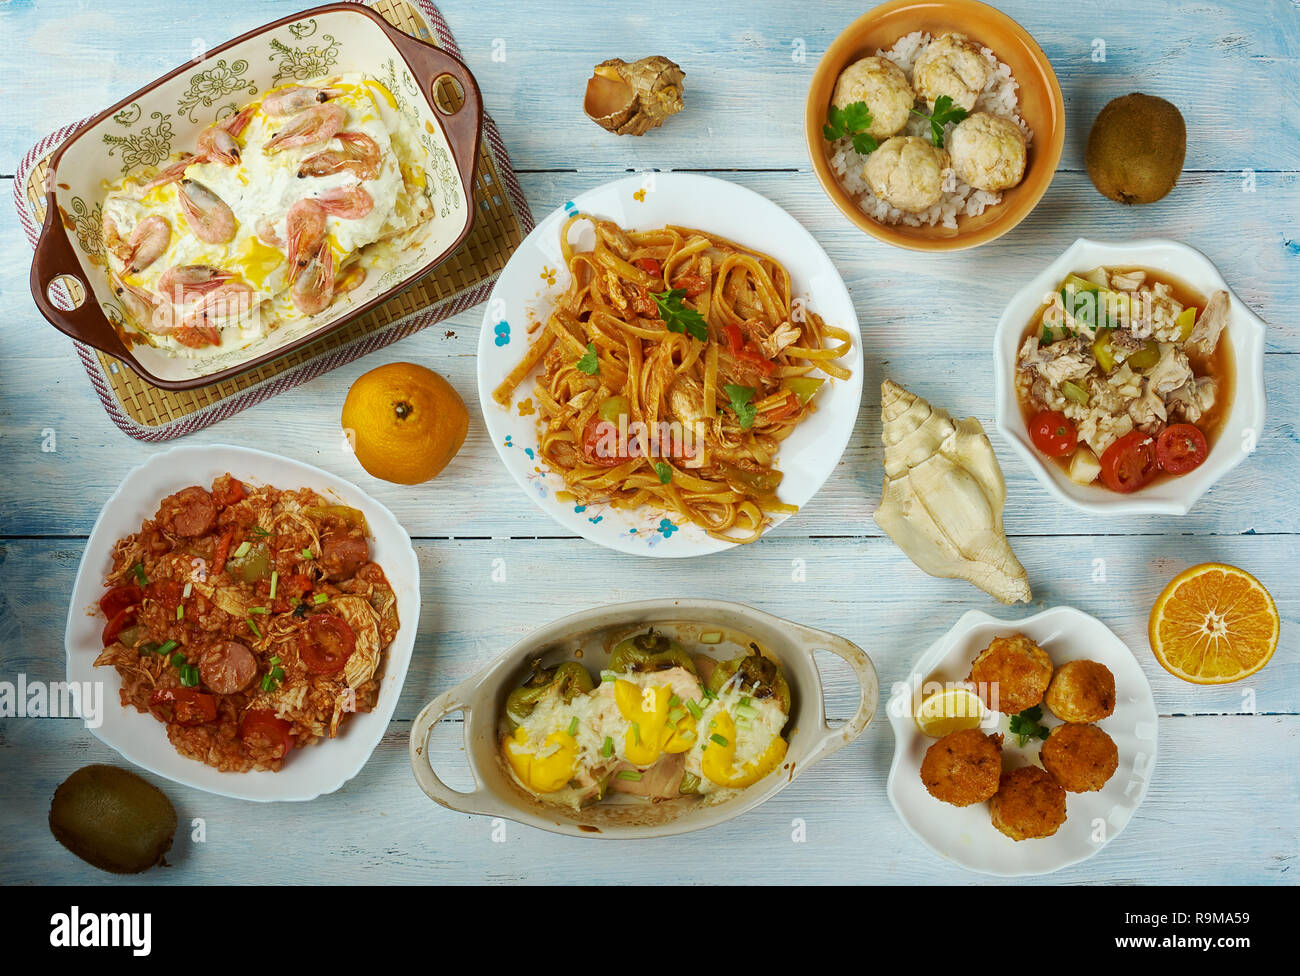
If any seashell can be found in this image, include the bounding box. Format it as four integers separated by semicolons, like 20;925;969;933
873;379;1031;605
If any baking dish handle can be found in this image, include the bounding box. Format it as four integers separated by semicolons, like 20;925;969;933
381;24;483;191
29;198;130;355
799;629;879;769
409;676;508;819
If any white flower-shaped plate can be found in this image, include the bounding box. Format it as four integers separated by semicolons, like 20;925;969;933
476;173;863;557
886;606;1158;877
64;445;420;802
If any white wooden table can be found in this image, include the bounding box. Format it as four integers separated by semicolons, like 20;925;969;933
0;0;1295;885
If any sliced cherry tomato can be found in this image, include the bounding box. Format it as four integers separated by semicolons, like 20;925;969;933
99;584;142;619
722;323;776;377
633;257;662;277
1100;431;1159;493
211;476;246;508
581;416;636;467
301;614;357;674
149;687;217;727
240;709;294;759
102;607;138;647
672;273;709;299
212;525;236;574
1156;423;1209;474
1029;410;1078;457
764;390;800;423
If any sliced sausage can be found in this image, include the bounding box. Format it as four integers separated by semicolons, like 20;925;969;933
319;530;369;582
160;487;217;537
199;641;258;695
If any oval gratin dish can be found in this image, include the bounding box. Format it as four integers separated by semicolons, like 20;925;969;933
28;2;481;390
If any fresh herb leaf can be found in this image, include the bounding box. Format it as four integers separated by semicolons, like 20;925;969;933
576;342;599;375
824;101;878;155
1008;705;1051;747
724;384;757;429
654;461;673;484
910;94;968;147
653;288;708;342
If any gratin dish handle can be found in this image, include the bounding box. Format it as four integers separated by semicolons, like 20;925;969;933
29;201;129;355
798;628;879;768
380;21;483;193
409;678;506;818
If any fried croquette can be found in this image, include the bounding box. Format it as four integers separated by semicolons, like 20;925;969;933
1044;659;1116;723
920;728;1003;807
969;633;1054;715
1040;723;1119;793
990;765;1067;840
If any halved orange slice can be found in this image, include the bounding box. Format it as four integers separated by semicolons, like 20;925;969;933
1148;563;1280;684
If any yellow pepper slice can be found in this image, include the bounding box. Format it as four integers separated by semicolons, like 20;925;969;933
614;679;696;764
700;710;788;788
503;727;578;793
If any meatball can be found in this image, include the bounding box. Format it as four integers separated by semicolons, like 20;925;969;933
969;633;1054;715
1044;659;1116;723
912;32;990;112
920;728;1003;807
990;765;1067;841
949;112;1027;192
863;136;947;213
1040;723;1118;793
831;56;915;140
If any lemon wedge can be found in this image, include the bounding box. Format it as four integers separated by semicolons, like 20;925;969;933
915;687;985;737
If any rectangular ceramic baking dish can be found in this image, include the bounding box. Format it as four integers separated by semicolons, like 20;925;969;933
408;599;879;838
29;2;481;391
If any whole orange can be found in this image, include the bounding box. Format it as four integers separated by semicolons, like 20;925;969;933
341;362;468;485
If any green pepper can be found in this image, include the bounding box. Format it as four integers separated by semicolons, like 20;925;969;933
1175;306;1197;341
225;541;271;583
679;772;701;795
304;505;368;534
597;395;631;424
504;660;594;730
1061;380;1090;406
1126;341;1161;371
608;630;698;676
707;649;792;714
714;459;783;496
1091;327;1116;373
783;377;824;406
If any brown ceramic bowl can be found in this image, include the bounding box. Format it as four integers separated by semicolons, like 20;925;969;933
805;0;1064;251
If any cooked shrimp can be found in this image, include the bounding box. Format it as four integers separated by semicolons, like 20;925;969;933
177;180;236;244
122;215;171;274
298;132;382;180
291;242;335;315
156;265;236;304
111;273;162;332
196;104;256;165
261;84;342;117
177;280;255;345
285;199;328;273
256;216;284;248
263;103;346;154
142;154;200;193
314;184;373;219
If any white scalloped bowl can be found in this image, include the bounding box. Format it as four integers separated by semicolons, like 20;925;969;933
992;238;1268;515
64;444;420;802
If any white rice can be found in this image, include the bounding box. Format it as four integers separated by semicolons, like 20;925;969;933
828;31;1034;229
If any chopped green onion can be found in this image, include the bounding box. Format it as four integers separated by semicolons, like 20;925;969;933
678;730;696;743
669;695;682;708
631;722;640;745
249;606;270;615
170;652;186;667
269;656;282;666
710;733;729;747
313;593;329;605
667;707;686;724
685;699;703;721
272;666;285;681
175;604;184;621
739;696;751;707
301;547;314;559
616;770;642;782
702;688;717;700
139;642;160;656
179;664;200;687
601;736;614;758
566;716;579;736
699;631;723;644
261;674;277;692
232;541;251;559
182;581;193;599
247;617;262;639
736;703;759;719
269;570;278;600
600;669;618;683
156;639;178;656
130;563;148;586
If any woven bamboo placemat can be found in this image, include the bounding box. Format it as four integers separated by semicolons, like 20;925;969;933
14;0;532;441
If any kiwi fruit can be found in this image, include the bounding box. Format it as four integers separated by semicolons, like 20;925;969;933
1085;93;1186;204
49;765;177;874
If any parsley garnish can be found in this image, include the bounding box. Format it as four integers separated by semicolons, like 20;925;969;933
576;342;599;375
911;95;968;147
652;289;708;342
1008;705;1051;747
823;101;878;155
654;461;673;484
724;384;757;429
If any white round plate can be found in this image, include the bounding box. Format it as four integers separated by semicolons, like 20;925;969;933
64;444;420;802
886;606;1158;877
476;173;863;557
